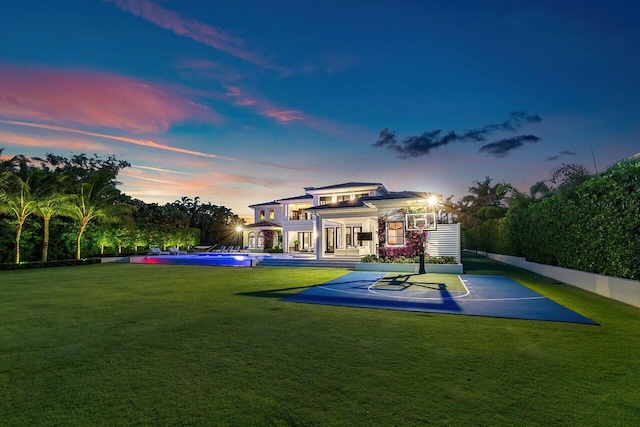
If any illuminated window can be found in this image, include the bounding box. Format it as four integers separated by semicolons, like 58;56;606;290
257;231;264;248
248;232;257;248
269;209;275;219
387;221;404;245
260;210;265;220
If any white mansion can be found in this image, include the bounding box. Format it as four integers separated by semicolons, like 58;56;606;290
243;182;460;262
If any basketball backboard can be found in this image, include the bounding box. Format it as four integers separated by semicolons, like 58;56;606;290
405;212;437;231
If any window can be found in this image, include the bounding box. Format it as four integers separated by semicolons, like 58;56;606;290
345;226;362;247
248;232;257;248
387;221;404;245
260;210;265;220
269;209;275;219
257;231;264;248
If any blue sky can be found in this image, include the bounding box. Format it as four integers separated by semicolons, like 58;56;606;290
1;0;638;219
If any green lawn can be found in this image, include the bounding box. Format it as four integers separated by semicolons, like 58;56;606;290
1;256;639;426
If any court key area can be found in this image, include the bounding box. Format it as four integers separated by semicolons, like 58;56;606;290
283;272;598;325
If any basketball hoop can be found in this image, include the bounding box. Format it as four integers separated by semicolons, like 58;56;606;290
405;213;437;231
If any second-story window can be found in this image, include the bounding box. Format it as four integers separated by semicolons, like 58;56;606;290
260;210;265;220
269;209;275;219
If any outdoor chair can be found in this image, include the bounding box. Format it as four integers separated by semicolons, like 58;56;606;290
148;247;169;255
168;247;188;255
213;246;226;253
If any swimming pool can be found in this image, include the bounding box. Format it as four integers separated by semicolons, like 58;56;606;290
130;253;265;267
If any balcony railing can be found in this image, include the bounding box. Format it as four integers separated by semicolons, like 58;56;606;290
287;214;312;221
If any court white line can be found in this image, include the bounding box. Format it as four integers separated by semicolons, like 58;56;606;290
317;275;548;303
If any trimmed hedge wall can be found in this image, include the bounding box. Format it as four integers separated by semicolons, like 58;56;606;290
463;159;640;280
0;258;102;271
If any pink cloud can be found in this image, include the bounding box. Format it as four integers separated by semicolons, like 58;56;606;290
0;129;111;151
104;0;280;71
0;64;221;133
262;109;305;123
235;98;257;106
0;119;307;171
225;86;242;97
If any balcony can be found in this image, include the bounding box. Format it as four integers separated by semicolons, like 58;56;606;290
287;214;312;221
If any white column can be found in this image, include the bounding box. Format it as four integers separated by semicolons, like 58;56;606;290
314;214;323;260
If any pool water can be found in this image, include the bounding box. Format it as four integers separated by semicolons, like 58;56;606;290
130;253;265;267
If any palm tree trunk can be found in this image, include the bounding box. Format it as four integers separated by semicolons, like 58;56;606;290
42;216;50;262
76;221;87;260
15;220;24;264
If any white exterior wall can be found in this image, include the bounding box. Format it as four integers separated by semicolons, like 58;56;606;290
253;204;282;224
475;251;640;308
426;223;461;263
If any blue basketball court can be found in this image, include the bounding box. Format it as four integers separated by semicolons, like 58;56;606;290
283;272;598;325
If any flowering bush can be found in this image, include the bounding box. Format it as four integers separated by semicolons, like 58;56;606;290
362;255;457;264
261;229;275;249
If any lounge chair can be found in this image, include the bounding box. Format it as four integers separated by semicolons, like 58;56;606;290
168;247;188;255
229;246;240;253
148;247;169;255
193;244;216;252
213;245;226;253
239;246;249;252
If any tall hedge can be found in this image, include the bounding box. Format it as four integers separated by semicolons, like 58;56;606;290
464;159;640;280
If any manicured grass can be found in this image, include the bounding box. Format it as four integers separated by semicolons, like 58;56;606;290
1;258;639;426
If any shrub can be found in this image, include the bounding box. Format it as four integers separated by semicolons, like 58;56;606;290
0;258;102;271
464;159;640;280
361;255;457;265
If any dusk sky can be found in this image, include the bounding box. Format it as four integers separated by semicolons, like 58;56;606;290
2;0;639;220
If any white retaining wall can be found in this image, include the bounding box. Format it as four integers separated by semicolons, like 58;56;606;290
471;251;640;308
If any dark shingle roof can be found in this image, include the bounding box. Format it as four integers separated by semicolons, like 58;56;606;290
277;194;313;202
308;191;429;211
306;182;383;192
248;200;280;208
245;221;281;228
363;191;429;201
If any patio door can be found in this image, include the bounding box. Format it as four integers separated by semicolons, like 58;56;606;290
325;227;335;253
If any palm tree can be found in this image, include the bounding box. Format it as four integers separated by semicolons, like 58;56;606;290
35;191;74;262
455;176;512;229
0;165;40;263
461;176;512;209
508;180;551;211
67;173;132;260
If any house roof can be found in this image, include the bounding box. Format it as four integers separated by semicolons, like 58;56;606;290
305;182;384;192
364;191;430;201
244;221;281;228
248;200;280;208
276;194;313;202
307;191;430;212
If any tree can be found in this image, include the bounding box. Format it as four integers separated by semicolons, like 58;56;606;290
66;173;133;259
0;163;40;263
507;180;551;211
35;152;130;186
455;176;512;229
35;191;73;262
